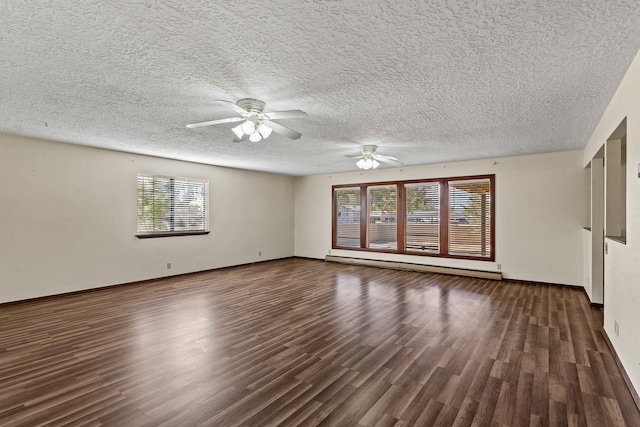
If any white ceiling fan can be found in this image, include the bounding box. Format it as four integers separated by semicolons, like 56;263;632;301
345;145;403;169
186;98;306;142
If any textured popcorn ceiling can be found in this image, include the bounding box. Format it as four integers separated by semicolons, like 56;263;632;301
2;1;640;176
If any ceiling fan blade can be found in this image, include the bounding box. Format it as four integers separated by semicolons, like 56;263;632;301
215;99;249;116
263;110;307;120
186;117;244;128
266;121;302;140
344;154;364;159
233;134;248;143
373;153;403;166
374;153;399;161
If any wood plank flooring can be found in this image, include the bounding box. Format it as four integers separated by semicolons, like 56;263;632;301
1;258;638;426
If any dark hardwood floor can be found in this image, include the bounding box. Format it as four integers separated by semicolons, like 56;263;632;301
1;258;638;426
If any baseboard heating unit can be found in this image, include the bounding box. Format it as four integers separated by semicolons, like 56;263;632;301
325;255;502;281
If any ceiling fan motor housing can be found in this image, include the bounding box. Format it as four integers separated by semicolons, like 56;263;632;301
362;145;377;155
237;98;265;114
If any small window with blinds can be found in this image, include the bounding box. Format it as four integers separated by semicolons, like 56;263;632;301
136;174;209;238
332;174;494;261
334;187;361;247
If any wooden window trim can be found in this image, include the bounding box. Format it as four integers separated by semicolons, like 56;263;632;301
397;184;406;252
360;184;367;248
332;174;495;262
439;180;449;257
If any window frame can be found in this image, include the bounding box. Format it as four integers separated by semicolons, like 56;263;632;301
366;183;399;251
332;174;495;261
136;173;210;239
332;186;362;248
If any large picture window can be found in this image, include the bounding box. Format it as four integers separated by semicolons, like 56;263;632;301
136;174;209;238
332;175;494;261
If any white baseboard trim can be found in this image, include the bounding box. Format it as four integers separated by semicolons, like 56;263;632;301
325;255;502;280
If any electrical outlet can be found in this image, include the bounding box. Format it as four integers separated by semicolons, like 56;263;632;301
614;321;619;337
167;262;171;269
496;263;502;271
258;251;262;256
328;249;332;255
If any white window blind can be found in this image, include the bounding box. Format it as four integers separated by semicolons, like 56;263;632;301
137;174;208;237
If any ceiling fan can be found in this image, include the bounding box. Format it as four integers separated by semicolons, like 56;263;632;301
345;145;403;169
186;98;306;142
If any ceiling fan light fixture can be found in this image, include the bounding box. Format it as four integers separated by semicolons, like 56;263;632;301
249;131;262;142
349;145;402;170
356;156;379;170
231;124;244;139
241;120;255;135
257;123;272;139
186;99;306;142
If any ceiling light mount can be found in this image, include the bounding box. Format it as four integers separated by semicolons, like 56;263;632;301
236;98;265;114
361;145;377;155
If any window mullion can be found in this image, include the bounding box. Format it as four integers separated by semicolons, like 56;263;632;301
360;184;367;248
439;180;449;256
397;184;406;253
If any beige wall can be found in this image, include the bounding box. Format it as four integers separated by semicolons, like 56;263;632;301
0;134;295;303
294;150;585;286
583;49;640;395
